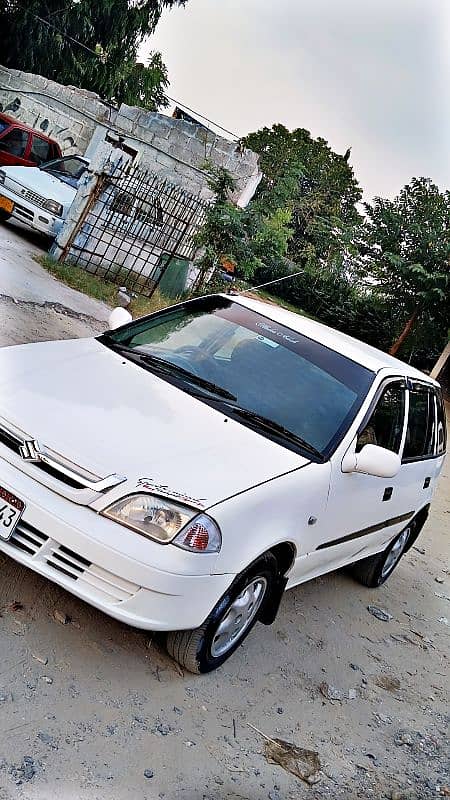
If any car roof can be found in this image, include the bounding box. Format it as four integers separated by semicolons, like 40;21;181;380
0;113;59;144
225;292;437;384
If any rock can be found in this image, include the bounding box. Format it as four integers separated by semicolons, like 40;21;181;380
435;576;445;584
42;676;53;684
375;674;401;692
391;791;417;799
264;737;321;785
32;653;48;665
368;605;393;622
144;769;154;779
348;688;357;700
319;682;343;701
394;731;414;747
37;732;58;750
53;609;70;625
276;707;284;714
173;706;183;715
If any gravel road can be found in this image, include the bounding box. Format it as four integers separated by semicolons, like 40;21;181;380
0;221;449;800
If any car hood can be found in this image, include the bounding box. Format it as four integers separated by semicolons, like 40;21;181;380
0;338;308;509
2;165;76;208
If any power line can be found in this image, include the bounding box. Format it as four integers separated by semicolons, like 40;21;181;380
30;13;240;142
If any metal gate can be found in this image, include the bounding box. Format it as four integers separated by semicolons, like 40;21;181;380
61;163;209;298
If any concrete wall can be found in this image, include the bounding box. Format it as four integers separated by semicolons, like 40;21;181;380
0;66;260;204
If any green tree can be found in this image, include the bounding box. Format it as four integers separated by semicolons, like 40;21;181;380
0;0;186;108
362;177;449;356
243;124;362;269
194;164;292;284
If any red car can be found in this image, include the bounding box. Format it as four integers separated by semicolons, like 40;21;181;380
0;114;62;168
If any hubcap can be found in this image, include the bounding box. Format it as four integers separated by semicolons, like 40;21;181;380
210;577;268;658
381;528;410;579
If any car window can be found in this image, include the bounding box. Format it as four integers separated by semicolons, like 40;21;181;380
0;119;9;134
403;384;435;460
30;135;51;165
0;128;28;157
356;381;405;453
435;389;447;456
103;297;374;457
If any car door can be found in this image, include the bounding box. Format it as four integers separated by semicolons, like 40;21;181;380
314;378;412;573
0;127;31;167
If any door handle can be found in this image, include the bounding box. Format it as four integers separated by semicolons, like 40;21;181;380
383;487;393;501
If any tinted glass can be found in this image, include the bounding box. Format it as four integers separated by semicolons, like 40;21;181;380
403;385;435;460
41;156;87;186
103;298;374;456
435;390;447;456
357;381;405;453
30;135;51;165
0;120;8;134
0;128;28;156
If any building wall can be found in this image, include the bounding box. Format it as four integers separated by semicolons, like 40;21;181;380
0;66;260;204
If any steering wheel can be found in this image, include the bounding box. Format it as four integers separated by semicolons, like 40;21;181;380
174;346;220;381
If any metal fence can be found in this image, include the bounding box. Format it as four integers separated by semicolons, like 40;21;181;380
61;163;210;298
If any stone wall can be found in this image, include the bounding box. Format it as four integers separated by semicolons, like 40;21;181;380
0;66;260;204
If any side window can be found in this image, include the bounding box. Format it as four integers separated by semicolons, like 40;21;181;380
435;390;447;456
356;381;405;453
403;385;435;460
0;128;29;157
30;135;51;165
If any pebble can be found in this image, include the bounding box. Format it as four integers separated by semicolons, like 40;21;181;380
53;610;70;625
42;676;53;684
37;732;58;750
32;654;48;665
368;605;393;622
144;769;154;779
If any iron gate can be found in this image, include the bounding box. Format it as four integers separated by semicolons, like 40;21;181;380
61;163;210;298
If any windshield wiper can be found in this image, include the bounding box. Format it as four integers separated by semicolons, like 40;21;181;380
109;344;237;401
220;405;324;460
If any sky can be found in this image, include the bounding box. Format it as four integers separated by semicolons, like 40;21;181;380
141;0;449;202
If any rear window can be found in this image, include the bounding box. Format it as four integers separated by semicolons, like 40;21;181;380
102;297;374;458
0;119;9;134
403;384;436;460
0;127;28;157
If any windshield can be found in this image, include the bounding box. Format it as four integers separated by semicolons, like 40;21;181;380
41;156;87;187
100;297;374;458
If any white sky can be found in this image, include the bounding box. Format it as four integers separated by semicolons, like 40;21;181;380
141;0;450;201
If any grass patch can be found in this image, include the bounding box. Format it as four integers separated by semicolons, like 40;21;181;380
37;255;171;318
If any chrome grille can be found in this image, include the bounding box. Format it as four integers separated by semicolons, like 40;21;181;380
22;189;47;208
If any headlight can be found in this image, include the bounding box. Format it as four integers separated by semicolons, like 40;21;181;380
0;170;5;185
43;199;63;216
102;494;222;552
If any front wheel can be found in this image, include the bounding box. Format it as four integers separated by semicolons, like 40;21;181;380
166;554;277;673
350;526;411;588
0;210;11;223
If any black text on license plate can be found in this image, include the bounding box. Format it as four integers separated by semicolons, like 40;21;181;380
0;486;25;541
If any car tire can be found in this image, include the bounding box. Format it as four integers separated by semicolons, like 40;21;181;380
350;525;411;588
166;553;277;674
0;210;11;222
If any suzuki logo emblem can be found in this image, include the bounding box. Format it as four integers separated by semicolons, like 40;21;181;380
19;439;43;462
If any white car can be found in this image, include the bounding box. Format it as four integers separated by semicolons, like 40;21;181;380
0;155;88;237
0;294;446;672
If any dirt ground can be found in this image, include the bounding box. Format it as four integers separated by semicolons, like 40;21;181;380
0;235;449;800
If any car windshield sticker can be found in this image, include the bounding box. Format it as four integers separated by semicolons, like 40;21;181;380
136;478;207;508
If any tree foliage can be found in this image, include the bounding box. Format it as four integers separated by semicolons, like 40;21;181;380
0;0;186;108
361;177;449;355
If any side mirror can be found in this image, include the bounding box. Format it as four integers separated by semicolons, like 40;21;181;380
342;444;401;479
108;307;132;330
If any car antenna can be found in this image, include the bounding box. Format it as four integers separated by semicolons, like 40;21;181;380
229;269;304;295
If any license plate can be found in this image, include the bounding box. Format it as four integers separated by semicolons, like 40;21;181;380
0;195;14;214
0;486;25;541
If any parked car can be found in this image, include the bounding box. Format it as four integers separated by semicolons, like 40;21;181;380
0;295;446;672
0;114;62;168
0;154;88;237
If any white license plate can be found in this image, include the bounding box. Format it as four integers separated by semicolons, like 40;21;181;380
0;486;25;541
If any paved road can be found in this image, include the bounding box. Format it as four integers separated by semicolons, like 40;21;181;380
0;221;449;800
0;219;110;323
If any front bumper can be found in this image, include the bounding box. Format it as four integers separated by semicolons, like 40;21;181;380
0;185;63;236
0;456;233;631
